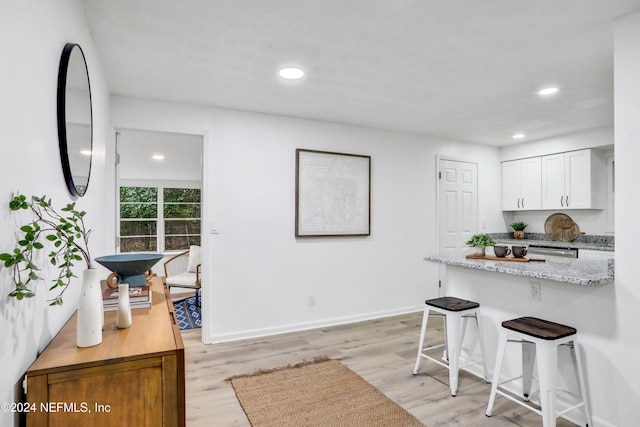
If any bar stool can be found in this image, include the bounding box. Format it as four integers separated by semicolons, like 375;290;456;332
412;296;488;396
486;317;592;427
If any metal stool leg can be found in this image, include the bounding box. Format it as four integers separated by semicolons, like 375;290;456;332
475;312;489;382
446;312;462;396
413;306;431;375
536;341;558;427
486;329;508;417
522;340;536;401
570;340;593;427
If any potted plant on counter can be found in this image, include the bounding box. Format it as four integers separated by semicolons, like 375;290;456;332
465;233;496;256
510;221;528;240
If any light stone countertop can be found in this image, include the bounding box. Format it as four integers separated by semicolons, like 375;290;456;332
424;253;614;286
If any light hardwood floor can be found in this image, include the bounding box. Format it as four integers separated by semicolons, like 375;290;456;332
182;312;579;426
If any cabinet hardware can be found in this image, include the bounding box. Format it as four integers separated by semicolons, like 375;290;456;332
517;198;521;209
560;196;564;207
565;195;569;206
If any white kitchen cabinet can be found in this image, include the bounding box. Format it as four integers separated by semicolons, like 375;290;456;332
502;157;541;210
541;149;605;210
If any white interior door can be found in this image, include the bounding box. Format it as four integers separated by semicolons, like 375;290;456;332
439;159;478;253
438;159;478;294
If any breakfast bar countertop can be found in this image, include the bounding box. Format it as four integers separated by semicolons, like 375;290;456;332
424;253;615;286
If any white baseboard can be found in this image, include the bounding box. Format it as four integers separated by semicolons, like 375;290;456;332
204;305;424;344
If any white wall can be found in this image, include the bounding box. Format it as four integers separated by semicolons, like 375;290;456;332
498;126;614;236
110;96;503;343
499;126;613;161
117;128;202;181
610;9;640;427
0;2;112;426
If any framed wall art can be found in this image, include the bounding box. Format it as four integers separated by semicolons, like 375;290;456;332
295;149;371;237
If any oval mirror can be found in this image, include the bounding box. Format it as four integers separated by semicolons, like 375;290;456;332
57;43;93;197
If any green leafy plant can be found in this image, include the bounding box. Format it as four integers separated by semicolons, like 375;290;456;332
0;195;92;305
465;233;496;249
510;221;528;231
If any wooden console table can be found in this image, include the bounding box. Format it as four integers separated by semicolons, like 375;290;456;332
25;276;185;427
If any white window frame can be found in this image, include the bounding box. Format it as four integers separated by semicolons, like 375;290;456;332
118;179;202;254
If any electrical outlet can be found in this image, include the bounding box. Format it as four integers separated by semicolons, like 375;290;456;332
308;294;316;307
528;281;541;302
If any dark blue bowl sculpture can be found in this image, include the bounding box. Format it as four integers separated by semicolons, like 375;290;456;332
95;253;164;288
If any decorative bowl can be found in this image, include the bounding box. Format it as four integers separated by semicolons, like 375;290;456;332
95;253;163;288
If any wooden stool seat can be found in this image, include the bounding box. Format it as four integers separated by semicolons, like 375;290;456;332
413;296;487;396
426;296;479;312
502;317;577;340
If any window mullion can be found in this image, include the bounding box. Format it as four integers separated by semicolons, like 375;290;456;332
158;186;164;253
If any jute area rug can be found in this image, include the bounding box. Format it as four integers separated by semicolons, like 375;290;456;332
226;358;425;427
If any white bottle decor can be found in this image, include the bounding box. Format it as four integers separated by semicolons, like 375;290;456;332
77;268;103;347
116;283;132;329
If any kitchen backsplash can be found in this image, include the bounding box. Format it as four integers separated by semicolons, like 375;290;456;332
489;232;614;248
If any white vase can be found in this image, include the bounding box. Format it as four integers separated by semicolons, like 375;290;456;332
474;246;486;256
77;268;103;347
116;283;132;329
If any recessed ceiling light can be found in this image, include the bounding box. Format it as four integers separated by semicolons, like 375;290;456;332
537;87;559;96
512;133;526;139
80;150;92;156
278;67;305;80
152;154;165;160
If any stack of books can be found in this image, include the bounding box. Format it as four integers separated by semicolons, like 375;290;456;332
102;285;152;311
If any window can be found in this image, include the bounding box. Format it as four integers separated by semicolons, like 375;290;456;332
119;185;201;253
163;188;201;251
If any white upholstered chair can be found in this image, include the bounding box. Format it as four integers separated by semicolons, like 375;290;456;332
163;245;201;306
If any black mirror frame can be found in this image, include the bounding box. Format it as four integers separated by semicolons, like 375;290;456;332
57;42;93;197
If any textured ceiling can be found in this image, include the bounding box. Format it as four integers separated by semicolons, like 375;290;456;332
81;0;640;146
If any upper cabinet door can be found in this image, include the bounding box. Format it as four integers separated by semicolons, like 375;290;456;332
502;157;541;211
520;157;542;210
502;160;522;210
541;153;566;209
565;149;605;209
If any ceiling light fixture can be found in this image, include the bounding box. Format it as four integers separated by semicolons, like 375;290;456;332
152;154;165;160
512;133;526;139
278;66;305;80
537;87;559;96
